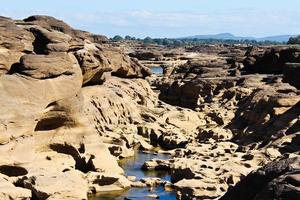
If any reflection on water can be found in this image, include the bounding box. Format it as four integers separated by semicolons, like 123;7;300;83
151;66;163;74
119;151;171;181
91;151;176;200
92;185;175;200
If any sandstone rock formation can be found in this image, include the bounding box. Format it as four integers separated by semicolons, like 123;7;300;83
135;43;300;199
0;17;34;75
220;157;300;200
0;15;151;200
0;15;299;200
243;46;300;74
284;63;300;89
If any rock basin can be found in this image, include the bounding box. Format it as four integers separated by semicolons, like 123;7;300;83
91;151;176;200
151;66;163;74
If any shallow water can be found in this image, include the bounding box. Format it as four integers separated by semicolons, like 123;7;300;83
92;186;175;200
91;151;176;200
151;66;163;74
119;151;171;181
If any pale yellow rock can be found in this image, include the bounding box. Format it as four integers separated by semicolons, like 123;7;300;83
86;172;131;193
23;170;88;200
0;175;31;200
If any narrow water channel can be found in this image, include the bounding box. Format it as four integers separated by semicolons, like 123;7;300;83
151;66;163;74
92;151;176;200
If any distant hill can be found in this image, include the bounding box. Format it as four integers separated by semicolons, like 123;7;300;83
258;35;295;43
184;33;296;43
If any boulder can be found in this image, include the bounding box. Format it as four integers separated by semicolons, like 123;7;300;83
74;42;111;85
101;46;151;78
16;53;76;79
0;175;31;200
220;157;300;200
23;170;88;200
175;179;221;200
23;15;108;43
27;27;72;54
0;17;34;74
129;51;162;60
243;46;300;74
86;172;131;193
0;53;82;143
284;63;300;89
158;131;188;150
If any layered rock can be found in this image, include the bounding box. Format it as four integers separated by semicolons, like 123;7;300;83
0;15;299;200
284;63;300;89
0;17;34;75
220;157;300;200
23;15;108;43
0;15;151;199
0;52;82;144
0;175;31;200
136;43;300;199
243;46;300;74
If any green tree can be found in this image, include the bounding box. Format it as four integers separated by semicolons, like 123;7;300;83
162;38;173;45
143;37;154;44
288;36;300;44
173;40;183;46
112;35;123;42
124;35;131;40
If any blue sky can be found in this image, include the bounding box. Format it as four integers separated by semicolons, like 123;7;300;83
1;0;300;38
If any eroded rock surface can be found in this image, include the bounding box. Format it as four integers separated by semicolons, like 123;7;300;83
220;157;300;200
134;43;300;199
0;15;150;199
0;15;299;200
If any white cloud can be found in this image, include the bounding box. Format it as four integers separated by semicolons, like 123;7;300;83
128;10;210;27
